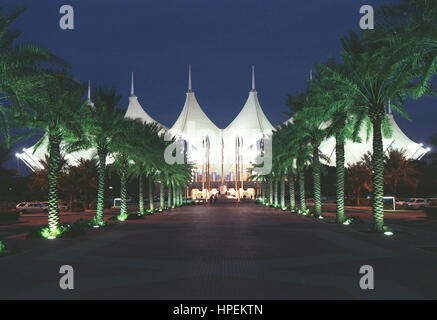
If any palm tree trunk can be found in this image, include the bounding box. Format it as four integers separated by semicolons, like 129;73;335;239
269;180;273;205
160;178;164;210
372;116;385;232
274;179;278;206
288;171;295;211
336;137;346;223
261;181;267;204
119;170;127;217
280;174;285;209
149;176;154;212
168;183;172;208
96;151;107;225
179;185;183;205
138;174;145;215
298;167;306;212
47;130;62;235
173;183;177;207
313;146;322;217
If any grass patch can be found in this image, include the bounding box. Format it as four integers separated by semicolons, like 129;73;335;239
26;218;105;239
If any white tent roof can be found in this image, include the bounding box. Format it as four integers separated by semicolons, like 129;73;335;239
168;66;222;171
18;74;168;171
124;73;168;131
222;67;274;173
318;113;428;167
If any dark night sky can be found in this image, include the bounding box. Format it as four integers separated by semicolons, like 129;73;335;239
4;0;436;173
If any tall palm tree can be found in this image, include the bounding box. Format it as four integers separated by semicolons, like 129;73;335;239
0;7;66;146
317;59;362;223
377;0;437;99
120;120;162;215
76;87;124;226
286;83;327;218
277;122;312;214
323;31;414;232
13;72;86;237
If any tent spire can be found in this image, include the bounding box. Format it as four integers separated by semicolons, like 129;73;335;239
87;80;91;101
130;72;135;96
188;64;192;92
388;99;392;114
251;65;256;91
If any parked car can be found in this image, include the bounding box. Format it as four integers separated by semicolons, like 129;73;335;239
16;202;46;214
404;198;430;209
16;201;68;214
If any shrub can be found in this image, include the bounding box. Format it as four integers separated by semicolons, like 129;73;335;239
26;219;93;239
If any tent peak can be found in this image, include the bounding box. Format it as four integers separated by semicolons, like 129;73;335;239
87;80;91;101
188;64;193;93
130;72;135;97
251;65;256;92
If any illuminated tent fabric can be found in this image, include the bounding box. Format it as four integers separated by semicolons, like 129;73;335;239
18;75;167;171
124;72;168;131
222;67;274;174
168;66;222;171
318;113;428;166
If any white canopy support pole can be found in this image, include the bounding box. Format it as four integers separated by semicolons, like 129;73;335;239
252;66;256;91
131;72;135;96
188;64;192;92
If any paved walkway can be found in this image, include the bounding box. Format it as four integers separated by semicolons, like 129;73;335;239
1;200;437;299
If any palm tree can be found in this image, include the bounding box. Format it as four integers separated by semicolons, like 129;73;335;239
119;119;162;215
377;0;437;99
277;122;312;214
322;31;414;232
13;72;86;237
76;87;124;226
346;161;373;206
28;155;68;196
317;59;362;223
0;7;66;147
384;149;420;197
286;83;327;218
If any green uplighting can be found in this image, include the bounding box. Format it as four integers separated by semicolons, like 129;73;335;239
40;226;65;239
117;213;128;222
0;241;6;253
